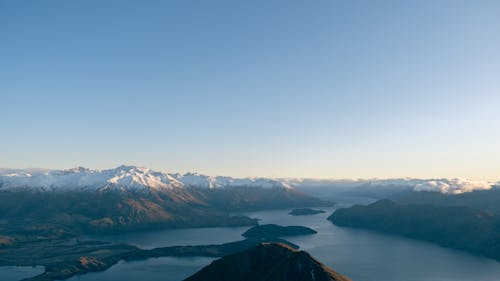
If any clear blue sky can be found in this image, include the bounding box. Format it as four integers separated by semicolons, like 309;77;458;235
2;0;500;180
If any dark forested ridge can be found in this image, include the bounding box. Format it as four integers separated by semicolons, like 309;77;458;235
329;200;500;261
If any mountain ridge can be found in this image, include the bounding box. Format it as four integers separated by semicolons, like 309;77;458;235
2;166;496;195
0;166;329;235
329;200;500;261
0;165;292;193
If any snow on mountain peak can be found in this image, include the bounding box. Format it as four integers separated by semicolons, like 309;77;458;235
0;166;292;192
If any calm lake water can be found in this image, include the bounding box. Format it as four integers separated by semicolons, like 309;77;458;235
244;208;500;281
7;208;500;281
0;265;44;281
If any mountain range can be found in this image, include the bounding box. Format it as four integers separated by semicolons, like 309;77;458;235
2;165;497;238
0;165;291;192
289;177;495;194
1;166;496;195
0;166;328;236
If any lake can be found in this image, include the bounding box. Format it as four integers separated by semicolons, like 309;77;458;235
4;208;500;281
8;207;500;281
1;265;44;281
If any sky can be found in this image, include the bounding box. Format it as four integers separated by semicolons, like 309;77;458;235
1;0;500;180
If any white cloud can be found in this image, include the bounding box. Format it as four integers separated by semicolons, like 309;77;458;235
414;178;492;194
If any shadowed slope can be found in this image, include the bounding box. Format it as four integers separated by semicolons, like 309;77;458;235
329;200;500;261
185;243;351;281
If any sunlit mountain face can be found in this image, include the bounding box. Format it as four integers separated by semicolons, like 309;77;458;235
0;165;292;192
0;165;328;237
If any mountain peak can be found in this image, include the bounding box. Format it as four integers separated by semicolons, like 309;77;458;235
64;166;94;174
113;165;146;172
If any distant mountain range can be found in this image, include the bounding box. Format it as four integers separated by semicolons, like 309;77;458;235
0;166;328;236
1;166;496;195
289;178;495;195
287;177;499;206
2;165;498;239
0;165;292;192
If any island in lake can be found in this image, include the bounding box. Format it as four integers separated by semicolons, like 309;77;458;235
242;224;317;239
289;208;326;216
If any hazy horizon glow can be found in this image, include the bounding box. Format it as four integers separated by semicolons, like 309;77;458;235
2;1;500;180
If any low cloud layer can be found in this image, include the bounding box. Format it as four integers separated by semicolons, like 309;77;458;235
414;179;493;194
288;177;495;195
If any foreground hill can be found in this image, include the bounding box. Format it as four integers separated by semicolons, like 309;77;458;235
329;200;500;261
0;166;329;235
184;243;351;281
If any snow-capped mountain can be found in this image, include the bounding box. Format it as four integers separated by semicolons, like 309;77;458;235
0;166;491;194
286;177;494;194
0;167;327;234
172;172;292;189
0;165;291;192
